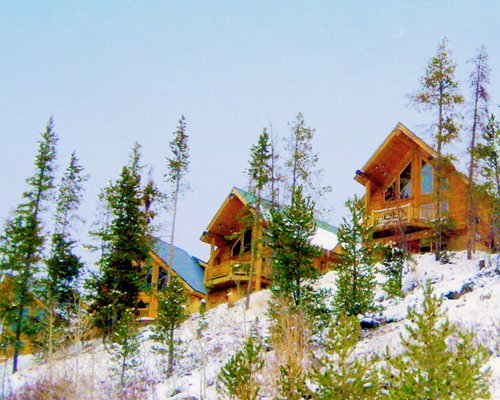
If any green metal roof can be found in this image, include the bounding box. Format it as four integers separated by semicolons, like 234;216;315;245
233;187;337;233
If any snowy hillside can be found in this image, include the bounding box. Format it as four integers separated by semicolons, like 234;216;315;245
5;251;500;399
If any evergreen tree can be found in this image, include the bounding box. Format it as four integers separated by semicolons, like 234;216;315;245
267;185;321;309
474;113;500;252
309;314;379;399
105;308;141;389
284;113;329;204
383;281;491;399
245;128;272;309
466;46;490;259
90;143;153;333
381;246;405;299
334;196;378;316
276;363;308;400
45;152;87;310
0;119;57;372
165;115;189;284
151;274;188;376
411;38;464;261
217;331;264;400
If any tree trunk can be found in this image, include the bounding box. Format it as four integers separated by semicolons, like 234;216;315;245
167;326;175;376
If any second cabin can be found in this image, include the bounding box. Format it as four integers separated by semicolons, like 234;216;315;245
200;187;340;308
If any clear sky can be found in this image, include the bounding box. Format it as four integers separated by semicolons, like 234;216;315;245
1;1;499;262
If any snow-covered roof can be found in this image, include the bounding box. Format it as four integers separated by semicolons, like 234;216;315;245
311;227;338;251
235;187;339;251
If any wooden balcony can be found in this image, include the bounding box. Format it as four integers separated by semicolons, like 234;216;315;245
137;308;152;318
205;259;271;288
370;203;435;238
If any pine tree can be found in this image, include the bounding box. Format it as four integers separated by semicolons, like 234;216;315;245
284;113;329;204
334;196;378;316
383;281;491;399
217;331;264;400
267;185;321;309
466;46;490;259
90;143;153;333
105;308;141;389
151;274;188;376
381;246;405;298
474;113;500;253
0;118;57;372
245;128;272;309
45;152;87;310
411;38;464;261
309;314;379;399
165;115;189;284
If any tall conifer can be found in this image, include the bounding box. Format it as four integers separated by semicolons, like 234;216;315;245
474;114;500;252
165;115;189;284
0;118;57;372
411;38;464;261
90;143;153;332
46;152;87;309
245;128;272;309
284;113;329;204
466;46;490;259
267;186;320;309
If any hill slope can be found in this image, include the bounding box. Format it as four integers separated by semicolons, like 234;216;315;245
5;251;500;399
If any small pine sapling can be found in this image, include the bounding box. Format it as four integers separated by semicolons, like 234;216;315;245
383;281;491;399
217;331;264;400
334;196;378;316
309;314;379;399
151;274;188;376
267;185;321;310
105;309;142;389
381;246;405;298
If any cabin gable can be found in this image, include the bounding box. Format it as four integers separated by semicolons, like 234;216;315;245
201;187;339;308
355;122;492;252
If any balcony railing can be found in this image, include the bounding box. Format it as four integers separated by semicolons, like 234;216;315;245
371;204;435;227
205;259;270;283
137;308;152;319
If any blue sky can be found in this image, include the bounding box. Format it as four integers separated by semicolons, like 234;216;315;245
1;1;499;261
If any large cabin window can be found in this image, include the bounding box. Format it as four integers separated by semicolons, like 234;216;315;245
421;160;433;194
231;229;252;257
399;163;412;199
384;162;412;201
158;268;168;289
385;181;396;201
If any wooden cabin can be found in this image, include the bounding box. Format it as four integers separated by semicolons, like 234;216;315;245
137;238;207;321
354;122;492;253
201;187;339;308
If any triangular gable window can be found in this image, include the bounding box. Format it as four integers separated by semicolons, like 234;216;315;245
384;162;412;201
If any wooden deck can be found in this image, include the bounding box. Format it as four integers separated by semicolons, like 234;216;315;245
370;203;435;227
205;259;271;288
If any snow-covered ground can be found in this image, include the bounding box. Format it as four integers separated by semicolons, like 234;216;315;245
4;251;499;399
